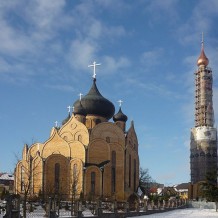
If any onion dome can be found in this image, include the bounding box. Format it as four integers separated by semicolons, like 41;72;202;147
197;42;209;67
62;113;71;125
73;79;115;120
113;107;128;122
73;101;86;116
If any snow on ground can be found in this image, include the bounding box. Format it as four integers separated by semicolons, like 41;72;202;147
129;208;218;218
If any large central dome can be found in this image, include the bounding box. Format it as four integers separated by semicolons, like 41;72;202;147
73;79;115;120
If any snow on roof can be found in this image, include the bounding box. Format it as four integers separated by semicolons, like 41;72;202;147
0;173;14;181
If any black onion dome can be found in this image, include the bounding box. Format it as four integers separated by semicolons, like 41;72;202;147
62;113;71;125
73;79;115;120
73;101;87;116
113;107;128;122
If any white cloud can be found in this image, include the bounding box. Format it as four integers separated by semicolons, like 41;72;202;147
102;56;130;74
44;84;74;92
140;48;164;67
68;39;98;71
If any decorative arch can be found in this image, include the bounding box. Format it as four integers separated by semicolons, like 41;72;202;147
70;158;83;199
32;154;43;195
69;141;86;162
59;115;89;145
41;129;71;159
44;154;70;199
90;122;125;148
85;166;101;199
88;139;110;164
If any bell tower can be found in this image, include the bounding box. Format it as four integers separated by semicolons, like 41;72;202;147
190;36;217;187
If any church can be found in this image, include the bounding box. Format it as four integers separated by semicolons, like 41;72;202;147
14;62;139;202
189;39;217;199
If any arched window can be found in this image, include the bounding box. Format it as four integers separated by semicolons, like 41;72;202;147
72;164;78;195
91;172;96;194
111;151;116;193
106;137;110;143
129;155;131;187
78;135;82;142
21;166;25;192
54;163;60;193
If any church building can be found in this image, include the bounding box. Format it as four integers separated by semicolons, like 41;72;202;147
14;62;139;202
189;39;217;199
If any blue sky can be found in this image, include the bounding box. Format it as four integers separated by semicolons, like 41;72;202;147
1;0;218;185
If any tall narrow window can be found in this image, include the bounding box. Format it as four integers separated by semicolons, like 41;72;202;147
78;135;82;142
54;163;60;193
106;137;110;143
134;159;136;191
129;155;131;187
21;166;25;191
91;172;96;194
72;164;78;198
111;151;116;193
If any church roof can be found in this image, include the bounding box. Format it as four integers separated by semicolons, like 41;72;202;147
73;101;87;116
113;107;128;122
73;78;115;120
62;112;71;125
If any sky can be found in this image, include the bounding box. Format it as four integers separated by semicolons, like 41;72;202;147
1;0;218;186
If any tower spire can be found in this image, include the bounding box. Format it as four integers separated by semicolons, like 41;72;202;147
197;33;209;66
201;32;204;48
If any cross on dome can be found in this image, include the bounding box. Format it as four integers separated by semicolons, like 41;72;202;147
67;106;71;113
79;93;83;101
88;61;101;79
201;32;204;48
118;100;123;107
55;121;58;127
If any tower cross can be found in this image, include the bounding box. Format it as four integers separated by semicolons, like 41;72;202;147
88;61;101;79
79;93;83;101
67;106;71;113
118;100;123;107
55;121;58;127
201;32;204;50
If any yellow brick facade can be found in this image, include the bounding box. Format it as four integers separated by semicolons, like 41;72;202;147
15;79;139;202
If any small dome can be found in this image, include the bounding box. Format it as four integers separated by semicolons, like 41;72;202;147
197;47;209;66
73;79;115;120
113;107;128;122
73;101;86;116
62;113;71;125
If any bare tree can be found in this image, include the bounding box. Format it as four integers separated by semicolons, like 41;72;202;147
70;164;81;216
139;167;156;195
14;152;42;218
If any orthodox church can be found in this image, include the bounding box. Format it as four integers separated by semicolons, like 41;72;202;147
14;62;139;201
189;39;217;199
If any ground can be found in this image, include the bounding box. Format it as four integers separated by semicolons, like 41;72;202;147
130;208;218;218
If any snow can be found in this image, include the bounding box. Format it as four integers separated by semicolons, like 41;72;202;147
129;208;218;218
